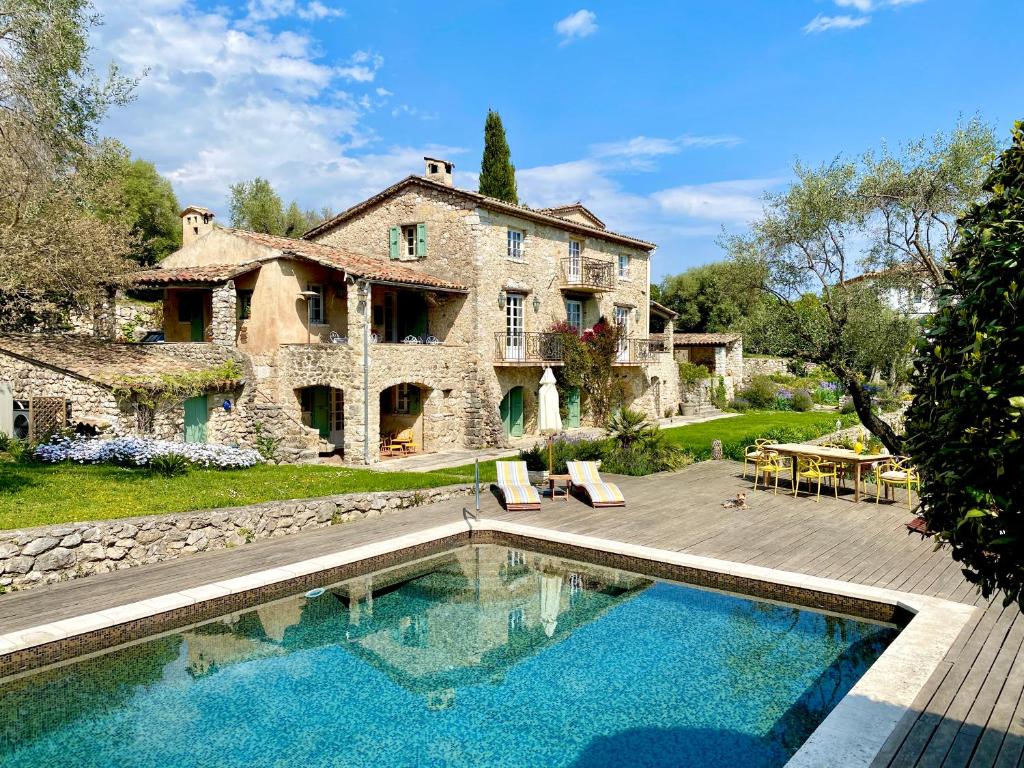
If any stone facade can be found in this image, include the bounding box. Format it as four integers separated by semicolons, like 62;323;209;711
742;356;821;385
0;485;473;591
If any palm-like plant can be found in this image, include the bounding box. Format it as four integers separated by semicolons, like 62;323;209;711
606;408;656;450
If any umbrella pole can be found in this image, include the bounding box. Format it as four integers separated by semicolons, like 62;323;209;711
548;435;553;474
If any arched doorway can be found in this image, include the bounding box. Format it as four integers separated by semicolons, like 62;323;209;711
296;386;344;452
380;383;430;455
500;386;524;437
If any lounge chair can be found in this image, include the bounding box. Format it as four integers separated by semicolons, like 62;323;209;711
495;461;541;512
566;461;625;508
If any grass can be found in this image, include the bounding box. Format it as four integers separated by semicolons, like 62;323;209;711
662;410;859;461
0;459;497;530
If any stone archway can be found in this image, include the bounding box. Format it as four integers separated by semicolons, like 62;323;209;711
379;382;431;456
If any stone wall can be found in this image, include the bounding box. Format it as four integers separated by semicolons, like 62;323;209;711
0;485;473;591
1;353;122;432
742;355;820;384
67;293;162;341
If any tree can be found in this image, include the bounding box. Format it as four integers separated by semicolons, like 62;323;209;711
283;202;331;237
656;261;766;332
478;109;518;204
229;177;285;234
726;120;995;454
0;0;137;330
100;149;180;264
904;121;1024;606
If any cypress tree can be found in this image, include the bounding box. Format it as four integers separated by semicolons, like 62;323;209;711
478;110;518;204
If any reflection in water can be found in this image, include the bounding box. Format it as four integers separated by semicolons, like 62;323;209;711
0;545;898;768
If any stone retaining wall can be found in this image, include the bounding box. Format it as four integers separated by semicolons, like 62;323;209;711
0;484;473;592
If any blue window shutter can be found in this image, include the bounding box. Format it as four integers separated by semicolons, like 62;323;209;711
416;222;427;258
389;227;400;259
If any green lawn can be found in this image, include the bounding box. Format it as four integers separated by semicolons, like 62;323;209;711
662;410;859;461
0;460;498;530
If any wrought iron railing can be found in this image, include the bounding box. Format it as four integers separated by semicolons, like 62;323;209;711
614;337;658;364
559;257;614;291
648;333;670;353
494;332;564;364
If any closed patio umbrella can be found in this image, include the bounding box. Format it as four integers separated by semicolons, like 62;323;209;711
540;572;564;638
538;367;562;433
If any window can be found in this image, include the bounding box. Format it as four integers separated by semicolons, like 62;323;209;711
395;382;411;414
236;290;253;320
307;284;325;324
508;607;526;635
618;253;630;279
567;240;582;282
566;299;582;331
390;224;427;259
402;225;417;257
507;229;524;261
614;305;629;331
568;239;581;259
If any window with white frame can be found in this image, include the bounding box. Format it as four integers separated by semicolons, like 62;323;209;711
401;225;417;258
507;229;524;261
618;253;630;279
307;284;325;324
395;383;411;414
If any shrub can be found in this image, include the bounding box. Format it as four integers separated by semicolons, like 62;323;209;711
711;376;728;410
518;435;606;474
34;436;263;469
5;439;32;463
677;362;710;391
149;453;192;478
0;432;9;453
600;431;690;476
740;376;778;409
728;397;751;412
606;408;655;450
813;381;841;405
791;389;813;412
840;399;857;415
252;422;281;462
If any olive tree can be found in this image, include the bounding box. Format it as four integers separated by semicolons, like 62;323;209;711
905;121;1024;606
727;120;995;453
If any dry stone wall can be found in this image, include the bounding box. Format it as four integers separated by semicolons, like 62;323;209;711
0;485;473;591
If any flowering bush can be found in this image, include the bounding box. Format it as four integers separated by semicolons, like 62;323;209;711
34;436;263;469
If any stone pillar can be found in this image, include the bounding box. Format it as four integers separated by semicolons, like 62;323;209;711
210;281;237;346
344;282;370;463
93;287;118;340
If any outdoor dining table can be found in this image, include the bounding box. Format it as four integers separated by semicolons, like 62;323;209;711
764;443;889;503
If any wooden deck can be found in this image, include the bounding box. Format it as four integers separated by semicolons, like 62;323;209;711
2;460;1022;767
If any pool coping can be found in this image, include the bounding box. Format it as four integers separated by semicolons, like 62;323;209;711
0;517;977;768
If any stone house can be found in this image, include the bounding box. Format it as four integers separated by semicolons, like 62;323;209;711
1;158;684;462
673;333;744;401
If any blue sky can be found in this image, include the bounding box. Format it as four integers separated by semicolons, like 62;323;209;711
90;0;1024;279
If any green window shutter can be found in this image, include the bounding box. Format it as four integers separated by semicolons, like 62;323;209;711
389;227;400;259
416;223;427;257
409;386;421;415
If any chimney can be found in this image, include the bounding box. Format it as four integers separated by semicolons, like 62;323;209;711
181;206;215;247
424;157;454;187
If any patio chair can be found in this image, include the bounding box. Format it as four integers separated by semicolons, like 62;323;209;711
793;456;838;502
329;331;348;344
743;439;773;480
566;461;625;508
391;428;420;454
495;461;542;512
875;457;920;509
753;450;790;495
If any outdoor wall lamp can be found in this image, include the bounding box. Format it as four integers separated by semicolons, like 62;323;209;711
498;290;506;309
532;295;541;313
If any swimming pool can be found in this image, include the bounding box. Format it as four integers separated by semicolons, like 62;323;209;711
0;544;897;768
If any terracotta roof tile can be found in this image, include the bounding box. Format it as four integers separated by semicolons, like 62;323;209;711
0;334;209;386
127;263;261;286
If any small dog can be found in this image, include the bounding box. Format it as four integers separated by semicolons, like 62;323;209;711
722;492;749;510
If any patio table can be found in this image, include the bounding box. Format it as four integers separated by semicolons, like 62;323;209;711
764;443;888;502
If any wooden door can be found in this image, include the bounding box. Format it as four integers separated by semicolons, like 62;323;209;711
565;387;581;428
500;386;524;437
183;396;208;443
310;386;330;439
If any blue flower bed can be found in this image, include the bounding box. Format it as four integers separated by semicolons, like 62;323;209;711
34;436;263;469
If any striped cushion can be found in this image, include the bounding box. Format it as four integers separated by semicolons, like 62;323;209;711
581;481;625;505
499;483;540;506
496;461;531;487
567;461;602;485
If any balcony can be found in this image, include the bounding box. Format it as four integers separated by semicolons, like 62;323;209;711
494;332;564;366
613;338;658;366
559;257;614;293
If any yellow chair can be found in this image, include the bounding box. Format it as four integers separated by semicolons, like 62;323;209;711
875;457;920;509
793;456;838;501
391;428;420;454
743;439;773;479
753;451;790;495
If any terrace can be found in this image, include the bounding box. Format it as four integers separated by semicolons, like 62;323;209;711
0;461;1018;767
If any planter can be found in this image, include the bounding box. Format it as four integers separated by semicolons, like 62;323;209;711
681;404;696;417
528;470;549;485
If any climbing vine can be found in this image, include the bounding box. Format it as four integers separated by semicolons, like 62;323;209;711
111;360;243;432
548;319;625;426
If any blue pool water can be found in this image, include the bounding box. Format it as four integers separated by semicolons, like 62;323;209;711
0;545;897;767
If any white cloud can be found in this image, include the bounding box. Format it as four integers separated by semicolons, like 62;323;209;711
653;180;777;222
834;0;874;10
336;50;383;82
803;13;871;33
245;0;344;22
554;9;598;45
